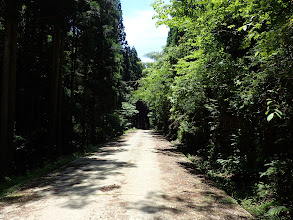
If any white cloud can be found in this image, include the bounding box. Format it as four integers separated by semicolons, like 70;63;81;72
123;10;169;62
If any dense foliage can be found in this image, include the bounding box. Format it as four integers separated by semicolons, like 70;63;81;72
136;0;293;218
0;0;143;178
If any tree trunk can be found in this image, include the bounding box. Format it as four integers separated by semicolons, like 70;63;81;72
71;25;77;99
57;30;65;154
0;0;18;177
81;59;88;147
49;24;62;155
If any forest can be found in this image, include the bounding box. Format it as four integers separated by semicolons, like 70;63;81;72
0;0;144;178
135;0;293;218
0;0;293;219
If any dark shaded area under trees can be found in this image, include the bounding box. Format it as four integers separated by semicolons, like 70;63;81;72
0;0;144;179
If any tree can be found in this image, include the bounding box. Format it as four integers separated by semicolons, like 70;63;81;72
137;0;293;217
0;0;18;177
0;0;143;177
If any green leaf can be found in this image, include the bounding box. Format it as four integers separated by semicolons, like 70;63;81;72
266;206;290;217
274;109;282;116
267;113;274;122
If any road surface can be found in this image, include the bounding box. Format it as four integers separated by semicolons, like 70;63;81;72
0;130;252;219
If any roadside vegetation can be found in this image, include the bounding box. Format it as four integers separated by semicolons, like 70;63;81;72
0;0;144;183
135;0;293;218
0;128;135;200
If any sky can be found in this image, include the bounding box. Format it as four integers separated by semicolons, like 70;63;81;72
120;0;169;62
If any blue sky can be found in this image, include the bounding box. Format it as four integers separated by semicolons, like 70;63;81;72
120;0;169;62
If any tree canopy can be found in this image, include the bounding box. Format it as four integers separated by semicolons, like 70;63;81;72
135;0;293;218
0;0;143;177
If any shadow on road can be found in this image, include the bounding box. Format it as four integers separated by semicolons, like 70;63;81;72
125;191;183;215
0;137;136;210
1;130;251;219
125;189;250;219
151;131;252;219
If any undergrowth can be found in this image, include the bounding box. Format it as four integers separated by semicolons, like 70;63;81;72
184;153;292;219
0;129;136;199
0;145;99;199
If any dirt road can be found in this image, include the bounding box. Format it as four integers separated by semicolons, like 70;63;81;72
0;130;252;219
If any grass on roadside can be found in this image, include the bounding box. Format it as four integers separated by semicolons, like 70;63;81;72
0;153;80;199
0;129;136;200
183;152;292;219
123;127;137;135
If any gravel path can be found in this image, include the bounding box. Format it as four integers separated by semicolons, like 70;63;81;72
0;130;253;219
